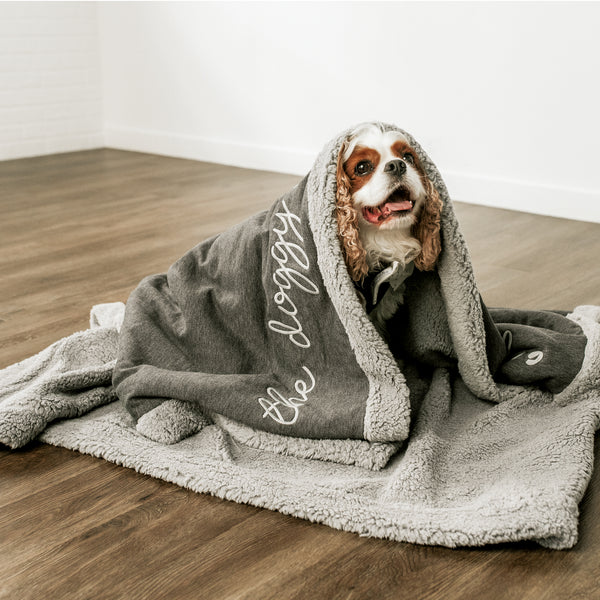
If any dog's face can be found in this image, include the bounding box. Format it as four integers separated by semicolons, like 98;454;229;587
342;128;427;232
336;124;443;281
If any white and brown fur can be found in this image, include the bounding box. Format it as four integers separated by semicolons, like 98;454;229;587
336;123;443;284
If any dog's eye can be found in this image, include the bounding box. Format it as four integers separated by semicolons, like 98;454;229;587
355;161;373;176
403;152;415;164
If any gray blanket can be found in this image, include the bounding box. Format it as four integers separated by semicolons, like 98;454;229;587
2;122;600;549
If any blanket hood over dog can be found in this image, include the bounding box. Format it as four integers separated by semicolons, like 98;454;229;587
112;123;588;442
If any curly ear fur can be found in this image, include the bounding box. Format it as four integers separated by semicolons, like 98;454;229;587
413;177;443;271
336;142;369;283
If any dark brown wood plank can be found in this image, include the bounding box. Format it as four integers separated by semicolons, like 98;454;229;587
1;149;599;599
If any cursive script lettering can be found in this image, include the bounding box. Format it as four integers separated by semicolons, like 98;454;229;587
261;200;318;425
259;366;316;425
267;199;319;349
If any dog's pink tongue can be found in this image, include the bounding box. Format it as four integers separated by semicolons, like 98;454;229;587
383;200;412;214
363;200;413;224
363;206;382;224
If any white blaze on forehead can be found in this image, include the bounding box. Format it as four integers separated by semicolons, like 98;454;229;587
343;125;409;163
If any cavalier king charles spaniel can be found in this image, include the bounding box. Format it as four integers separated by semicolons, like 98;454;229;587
336;123;443;285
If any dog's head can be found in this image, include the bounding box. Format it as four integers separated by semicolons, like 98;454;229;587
341;125;428;231
336;123;443;282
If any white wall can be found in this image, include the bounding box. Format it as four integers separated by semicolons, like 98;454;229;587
98;1;600;223
1;2;599;222
0;2;103;160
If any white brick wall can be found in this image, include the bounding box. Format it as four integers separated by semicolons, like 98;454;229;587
0;2;103;160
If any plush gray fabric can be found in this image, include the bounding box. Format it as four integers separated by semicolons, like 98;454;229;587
31;301;600;549
0;305;119;449
1;123;600;549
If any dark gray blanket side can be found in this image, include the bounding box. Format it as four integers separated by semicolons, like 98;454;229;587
113;177;398;441
490;308;588;393
386;274;587;395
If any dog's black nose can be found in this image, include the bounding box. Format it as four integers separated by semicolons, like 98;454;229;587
384;159;407;176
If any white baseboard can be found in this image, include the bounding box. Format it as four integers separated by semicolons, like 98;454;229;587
104;125;316;176
104;126;600;224
0;133;105;162
443;170;600;223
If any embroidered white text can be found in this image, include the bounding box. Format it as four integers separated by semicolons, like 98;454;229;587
259;366;316;425
267;199;319;349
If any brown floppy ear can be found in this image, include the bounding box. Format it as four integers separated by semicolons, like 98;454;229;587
336;142;369;283
413;178;443;271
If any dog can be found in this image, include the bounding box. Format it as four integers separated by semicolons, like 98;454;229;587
336;123;443;284
335;123;443;327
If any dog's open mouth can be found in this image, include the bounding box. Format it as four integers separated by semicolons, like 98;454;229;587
362;187;414;225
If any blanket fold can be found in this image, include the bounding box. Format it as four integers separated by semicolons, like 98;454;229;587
2;122;599;550
0;317;118;449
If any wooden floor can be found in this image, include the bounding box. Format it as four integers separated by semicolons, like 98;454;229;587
1;149;599;599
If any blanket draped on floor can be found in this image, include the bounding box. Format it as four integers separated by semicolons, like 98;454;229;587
2;122;600;549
